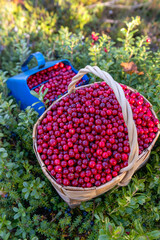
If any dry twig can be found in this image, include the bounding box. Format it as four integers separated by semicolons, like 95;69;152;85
87;0;152;10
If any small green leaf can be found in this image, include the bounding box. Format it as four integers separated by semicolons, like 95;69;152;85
5;220;11;226
30;90;39;98
147;230;160;239
22;212;26;217
43;88;48;97
14;213;20;219
114;226;124;236
13;207;18;212
23;182;28;187
25;192;30;199
134;220;144;234
94;213;100;221
135;236;148;240
99;235;109;240
32;101;40;106
105;222;114;235
39;85;44;92
22;188;27;192
38;106;45;110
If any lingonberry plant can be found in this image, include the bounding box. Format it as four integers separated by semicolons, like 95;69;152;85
31;85;49;109
0;1;160;238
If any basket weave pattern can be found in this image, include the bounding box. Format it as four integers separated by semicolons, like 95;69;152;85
33;66;160;207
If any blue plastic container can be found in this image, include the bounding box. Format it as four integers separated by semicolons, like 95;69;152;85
7;52;89;115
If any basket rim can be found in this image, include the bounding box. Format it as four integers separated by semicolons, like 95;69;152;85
33;82;160;191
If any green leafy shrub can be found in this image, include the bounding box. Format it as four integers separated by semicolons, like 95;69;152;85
98;219;160;240
0;1;160;239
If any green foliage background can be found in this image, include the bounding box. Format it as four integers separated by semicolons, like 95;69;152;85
0;1;160;239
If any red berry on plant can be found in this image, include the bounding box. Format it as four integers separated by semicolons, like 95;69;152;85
146;38;151;43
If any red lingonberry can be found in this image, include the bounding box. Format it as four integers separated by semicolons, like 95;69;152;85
106;174;112;182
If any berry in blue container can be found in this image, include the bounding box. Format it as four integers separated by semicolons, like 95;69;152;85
7;52;89;115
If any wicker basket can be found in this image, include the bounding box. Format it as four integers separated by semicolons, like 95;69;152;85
33;66;160;208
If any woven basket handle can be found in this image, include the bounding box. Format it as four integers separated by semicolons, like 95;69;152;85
68;65;139;181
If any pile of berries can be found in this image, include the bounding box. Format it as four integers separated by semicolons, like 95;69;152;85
27;62;85;106
36;82;159;188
